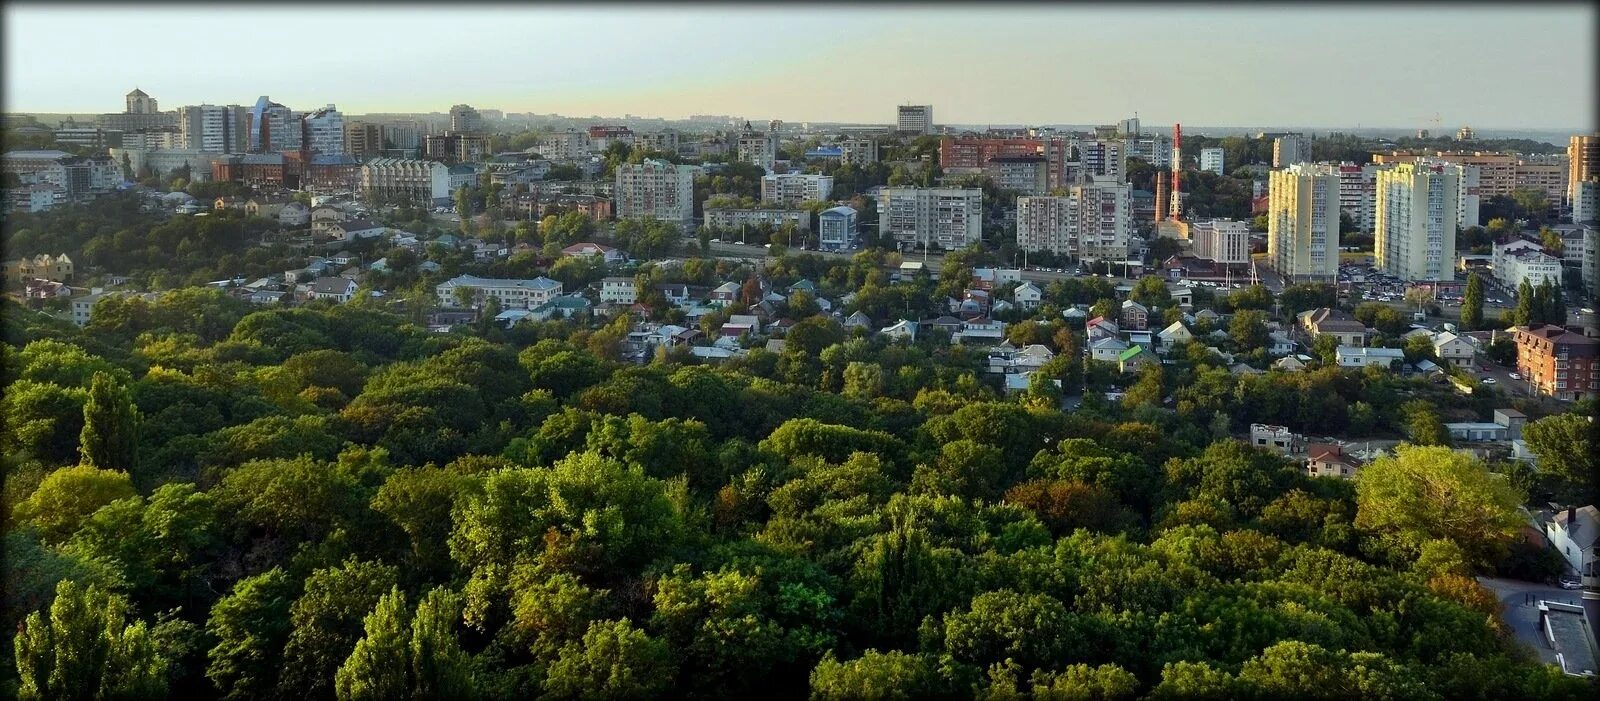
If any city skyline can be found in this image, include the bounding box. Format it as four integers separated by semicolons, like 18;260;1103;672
4;3;1595;130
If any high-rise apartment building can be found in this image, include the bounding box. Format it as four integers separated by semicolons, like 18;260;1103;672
344;122;385;160
878;187;982;250
301;105;344;157
1568;135;1599;204
1015;181;1131;260
1574;179;1599;224
1268;163;1341;281
247;96;298;153
897;105;933;135
940;135;1072;189
1079;139;1125;181
615;159;697;229
1118;117;1141;137
1513;161;1567;207
760;173;833;206
1123;135;1172;168
1273;134;1309;168
1334;162;1380;233
736;121;779;172
177;104;249;153
538;129;590;162
125;88;157;115
1189;218;1251;264
985;155;1049;195
1375;162;1458;281
1199;147;1225;175
449;104;484;134
840;138;879;166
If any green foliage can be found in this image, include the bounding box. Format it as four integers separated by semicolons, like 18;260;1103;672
1355;445;1525;568
14;580;168;700
12;464;137;543
541;619;674;700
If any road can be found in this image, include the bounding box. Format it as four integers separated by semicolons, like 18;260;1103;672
1477;577;1582;667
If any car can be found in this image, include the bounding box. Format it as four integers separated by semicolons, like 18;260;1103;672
1509;372;1522;380
1481;377;1496;385
1559;576;1583;590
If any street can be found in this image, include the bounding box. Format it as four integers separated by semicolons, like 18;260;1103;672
1477;577;1581;667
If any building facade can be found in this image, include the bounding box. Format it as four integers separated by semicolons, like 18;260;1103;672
1273;134;1309;168
436;274;563;310
818;206;858;251
897;105;933;134
614;159;696;229
1375;162;1458;281
1512;324;1599;401
1569;134;1599;205
1079;139;1125;182
360;158;451;205
984;155;1049;195
449;104;484;134
1334;162;1381;232
1200;147;1225;175
1268;163;1341;281
247;96;299;153
1189;218;1250;265
344;122;385;160
878;187;983;250
760;173;833;205
736;122;780;172
703;207;810;232
301;105;345;157
840;138;879;165
177;104;249;154
1016;181;1132;260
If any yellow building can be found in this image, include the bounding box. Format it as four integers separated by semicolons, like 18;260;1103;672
1375;163;1458;282
4;253;74;285
1267;164;1340;281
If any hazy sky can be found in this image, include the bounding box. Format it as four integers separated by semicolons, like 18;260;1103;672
5;3;1595;129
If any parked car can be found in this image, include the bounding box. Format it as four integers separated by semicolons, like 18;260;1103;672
1559;575;1582;590
1508;372;1522;380
1481;377;1496;385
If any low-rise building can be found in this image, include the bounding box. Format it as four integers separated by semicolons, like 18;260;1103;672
1249;423;1304;455
1546;505;1598;577
600;277;637;305
308;276;358;303
1335;346;1406;369
1298;307;1366;347
1513;324;1600;400
760;173;833;205
818;205;858;251
1119;299;1149;331
1305;443;1363;479
703;206;810;232
562;242;627;264
1431;331;1476;368
436;274;563;309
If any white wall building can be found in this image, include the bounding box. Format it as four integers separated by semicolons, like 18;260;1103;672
1079;139;1125;181
538;129;590;161
1375;162;1458;281
1334;162;1381;233
177;104;248;153
1199;147;1225;175
1016;180;1132;260
1273;134;1309;168
760;173;833;205
736;122;780;172
818;205;858;251
897;105;933;135
1268;163;1341;281
1495;246;1563;291
302;105;345;157
599;277;637;306
878;187;983;251
360;158;451;206
1189;218;1250;265
436;274;563;309
840;138;879;165
1123;135;1172;168
703;207;810;232
615;159;697;229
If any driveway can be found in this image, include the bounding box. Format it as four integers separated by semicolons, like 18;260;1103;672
1477;576;1582;665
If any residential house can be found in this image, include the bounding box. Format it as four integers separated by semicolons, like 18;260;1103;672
327;219;387;241
1157;321;1193;349
530;294;592;321
279;201;311;227
1273;355;1311;372
214;195;244;211
921;315;965;337
308;276;358;303
1305;443;1364;479
1444;408;1528;443
721;314;761;339
1335;346;1406;369
1118;345;1152;373
1431;331;1476;368
1120;299;1150;331
1512;324;1600;401
954;317;1006;344
880;319;918;342
1546;505;1598;576
1090;336;1130;363
1299;307;1366;347
654;283;689;306
1249;423;1303;455
843;310;873;331
1268;331;1296;357
1012;344;1056;371
1086;316;1120;342
708;281;740;306
600;277;637;305
562;242;627;264
245;195;291;219
311;205;345;235
1013;281;1043;310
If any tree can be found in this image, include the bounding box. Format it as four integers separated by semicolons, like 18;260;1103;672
809;650;954;701
14;580;168;701
542;619;674;700
78;371;138;472
1521;413;1596;506
1514;279;1534;327
335;587;411;701
1228;309;1269;352
206;569;298;700
1354;444;1525;567
12;464;137;543
1460;272;1484;331
1402;399;1450;446
278;559;400;700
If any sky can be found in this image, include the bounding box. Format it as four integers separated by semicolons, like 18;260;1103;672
4;3;1595;130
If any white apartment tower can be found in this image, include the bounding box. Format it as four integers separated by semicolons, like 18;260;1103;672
1016;181;1131;261
1273;134;1309;168
449;104;484;134
878;187;982;250
761;173;833;206
615;159;697;229
178;104;249;153
737;121;780;172
1079;139;1125;181
302;105;345;157
1375;162;1458;281
1200;148;1225;175
1268;163;1341;281
125;88;158;115
360;158;451;205
897;105;934;135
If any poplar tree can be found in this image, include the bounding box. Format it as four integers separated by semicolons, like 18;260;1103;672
78;371;138;471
